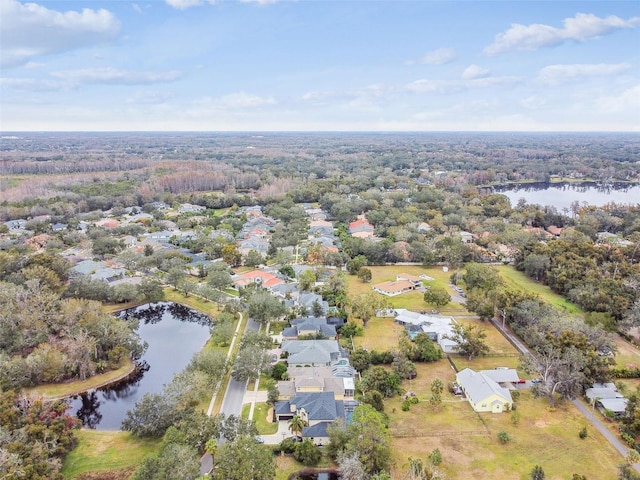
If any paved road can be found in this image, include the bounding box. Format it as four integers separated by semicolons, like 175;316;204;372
219;317;259;418
489;317;638;469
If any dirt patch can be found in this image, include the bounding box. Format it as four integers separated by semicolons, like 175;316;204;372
267;406;274;423
534;419;550;429
77;467;135;480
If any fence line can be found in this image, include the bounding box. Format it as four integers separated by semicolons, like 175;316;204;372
393;430;489;438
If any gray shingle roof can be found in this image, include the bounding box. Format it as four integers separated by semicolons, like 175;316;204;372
456;368;512;405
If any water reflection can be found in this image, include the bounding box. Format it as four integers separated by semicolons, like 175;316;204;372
68;302;211;430
75;391;102;429
490;181;640;210
288;471;341;480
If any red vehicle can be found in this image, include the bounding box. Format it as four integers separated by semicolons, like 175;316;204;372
516;378;527;384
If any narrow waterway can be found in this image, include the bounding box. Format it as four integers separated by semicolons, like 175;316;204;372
68;302;211;430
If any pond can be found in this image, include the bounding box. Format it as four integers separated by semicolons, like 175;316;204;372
492;181;640;211
68;302;212;430
288;470;341;480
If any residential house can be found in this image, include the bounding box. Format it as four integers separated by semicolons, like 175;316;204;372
546;225;563;237
585;382;628;417
298;292;329;316
393;309;459;353
417;222;432;233
179;203;207;214
348;216;374;238
277;366;355;400
479;368;520;387
456;368;513;413
283;317;337;340
372;280;415;297
232;269;285;289
281;340;346;367
274;391;345;423
459;231;475;244
3;219;27;231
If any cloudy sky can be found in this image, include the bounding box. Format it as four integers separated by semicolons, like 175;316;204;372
1;0;639;131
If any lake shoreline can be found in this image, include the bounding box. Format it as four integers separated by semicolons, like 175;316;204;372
21;360;138;402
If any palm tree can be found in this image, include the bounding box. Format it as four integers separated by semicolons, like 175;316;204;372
288;415;306;438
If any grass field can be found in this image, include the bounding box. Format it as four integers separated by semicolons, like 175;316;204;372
386;391;622;479
23;362;135;400
163;288;223;318
495;265;582;314
345;265;469;316
62;430;160;479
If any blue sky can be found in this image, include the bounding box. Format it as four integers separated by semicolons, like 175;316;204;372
1;0;639;131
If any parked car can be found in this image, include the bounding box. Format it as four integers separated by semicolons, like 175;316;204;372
516;378;527;384
450;382;463;395
531;378;543;384
289;436;303;442
255;436;264;444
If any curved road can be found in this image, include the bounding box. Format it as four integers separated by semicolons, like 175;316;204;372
489;318;638;469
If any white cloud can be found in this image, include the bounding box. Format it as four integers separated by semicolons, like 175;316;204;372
595;84;640;112
0;77;69;91
50;67;182;85
405;74;519;94
538;63;631;84
165;0;275;8
132;3;143;14
0;0;120;67
302;84;389;107
484;13;640;55
126;89;175;104
216;92;276;108
408;47;457;65
238;0;278;4
462;64;490;80
165;0;204;9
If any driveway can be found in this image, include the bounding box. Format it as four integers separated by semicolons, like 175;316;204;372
489;318;638;470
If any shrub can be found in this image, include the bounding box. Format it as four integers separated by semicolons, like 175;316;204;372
294;440;321;466
428;448;442;466
278;438;298;454
579;426;588;439
497;431;511;444
401;400;411;411
511;410;520;426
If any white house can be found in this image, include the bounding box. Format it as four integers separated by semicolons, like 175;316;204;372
456;368;513;413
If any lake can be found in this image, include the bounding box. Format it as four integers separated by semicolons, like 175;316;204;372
68;302;212;430
493;181;640;211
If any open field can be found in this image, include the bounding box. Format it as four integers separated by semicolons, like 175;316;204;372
345;265;469;316
352;316;405;351
495;265;582;315
387;390;622;479
62;430;160;479
614;336;640;369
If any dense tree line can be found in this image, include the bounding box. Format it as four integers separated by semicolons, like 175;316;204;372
0;390;80;480
517;237;639;323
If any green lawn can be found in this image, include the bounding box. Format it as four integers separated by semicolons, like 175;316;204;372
62;430;160;479
495;265;582;314
23;362;135;400
346;265;468;315
242;402;278;434
353;316;404;352
163;288;223;318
